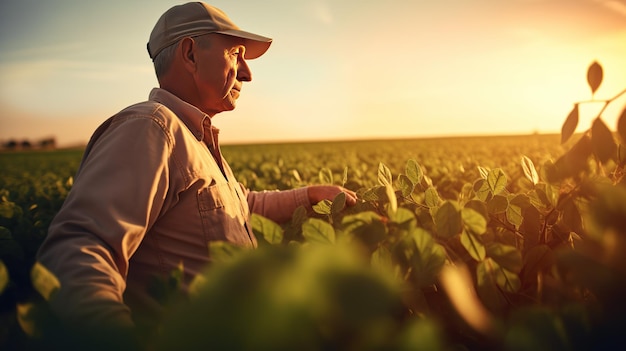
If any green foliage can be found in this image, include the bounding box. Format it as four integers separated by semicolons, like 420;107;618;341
0;260;7;295
1;60;626;349
30;262;59;302
251;213;283;245
157;244;414;351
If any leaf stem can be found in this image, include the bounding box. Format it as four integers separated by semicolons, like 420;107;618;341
577;88;626;121
492;216;525;240
576;87;626;105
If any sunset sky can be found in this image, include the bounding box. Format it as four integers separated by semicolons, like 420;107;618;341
1;0;625;146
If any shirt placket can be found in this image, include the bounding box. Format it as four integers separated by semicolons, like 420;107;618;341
202;122;256;246
203;122;225;178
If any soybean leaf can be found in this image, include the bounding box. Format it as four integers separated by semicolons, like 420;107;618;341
464;200;489;221
342;166;348;187
30;262;60;301
292;205;308;225
561;197;583;233
551;134;593;182
409;228;447;287
423;175;433;188
359;186;382;202
561;104;579;144
251;213;283;245
0;260;8;295
617;107;626;144
435;201;463;239
460;182;474;202
319;167;333;185
188;274;208;297
330;191;346;215
506;203;523;228
378;162;393;186
424;187;441;208
209;241;246;263
17;302;40;338
474;179;491;202
341;211;387;248
170;262;185;290
591;117;617;164
406;159;424;185
478;258;521;293
371;246;394;274
487;195;508;214
477;166;490;179
284;205;308;243
397;174;415;197
389;207;417;228
487;168;507;195
0;200;16;219
476;260;507;312
461;230;486;261
509;194;531;209
312;199;332;215
486;243;523;273
462;208;487;235
521;155;539;185
587;61;603;96
302;218;336;244
147;263;182;304
291;169;302;183
545;183;559;207
385;182;398;215
414;207;435;233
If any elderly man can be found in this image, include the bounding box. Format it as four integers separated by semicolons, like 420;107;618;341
36;2;356;346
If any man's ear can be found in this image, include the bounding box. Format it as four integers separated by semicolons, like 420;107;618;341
179;37;197;71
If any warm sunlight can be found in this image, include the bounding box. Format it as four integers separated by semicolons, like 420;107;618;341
1;0;625;146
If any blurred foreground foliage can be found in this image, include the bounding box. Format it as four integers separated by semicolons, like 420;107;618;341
1;62;626;350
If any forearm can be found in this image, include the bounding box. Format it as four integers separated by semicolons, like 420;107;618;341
246;187;310;223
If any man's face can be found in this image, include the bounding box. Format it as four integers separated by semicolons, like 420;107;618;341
193;34;252;116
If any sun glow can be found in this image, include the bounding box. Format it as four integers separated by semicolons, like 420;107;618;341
0;0;624;146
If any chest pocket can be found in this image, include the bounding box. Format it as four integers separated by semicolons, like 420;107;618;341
197;181;253;246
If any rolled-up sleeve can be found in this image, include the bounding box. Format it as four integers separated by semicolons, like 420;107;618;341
246;187;311;224
36;114;172;329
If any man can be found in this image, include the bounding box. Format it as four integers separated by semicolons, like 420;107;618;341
36;2;356;345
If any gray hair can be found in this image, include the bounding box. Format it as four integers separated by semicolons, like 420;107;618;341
153;42;178;79
153;35;213;79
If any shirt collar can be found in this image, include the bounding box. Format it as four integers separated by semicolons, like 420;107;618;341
148;88;219;143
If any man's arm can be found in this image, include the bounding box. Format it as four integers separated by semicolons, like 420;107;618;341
246;185;357;223
36;116;172;332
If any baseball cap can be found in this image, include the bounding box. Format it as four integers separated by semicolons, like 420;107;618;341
147;2;273;60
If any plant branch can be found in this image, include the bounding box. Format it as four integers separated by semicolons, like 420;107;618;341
576;88;626;120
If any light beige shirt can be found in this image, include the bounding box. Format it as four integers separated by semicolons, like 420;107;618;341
37;88;310;329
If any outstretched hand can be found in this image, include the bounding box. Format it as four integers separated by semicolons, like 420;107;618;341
306;185;358;207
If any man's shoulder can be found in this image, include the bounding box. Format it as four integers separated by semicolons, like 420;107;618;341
117;100;170;119
111;100;182;129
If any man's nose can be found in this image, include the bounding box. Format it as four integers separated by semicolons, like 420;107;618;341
237;58;252;82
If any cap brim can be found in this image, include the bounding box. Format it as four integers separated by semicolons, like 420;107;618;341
217;29;272;59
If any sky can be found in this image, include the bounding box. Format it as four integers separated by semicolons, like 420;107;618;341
1;0;625;147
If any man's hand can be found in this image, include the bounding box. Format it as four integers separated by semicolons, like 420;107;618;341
306;185;358;207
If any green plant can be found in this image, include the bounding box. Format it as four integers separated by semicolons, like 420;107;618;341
1;61;625;349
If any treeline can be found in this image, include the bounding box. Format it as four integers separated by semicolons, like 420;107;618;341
1;137;57;150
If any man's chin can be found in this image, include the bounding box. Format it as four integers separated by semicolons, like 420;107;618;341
222;95;238;112
221;102;236;112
